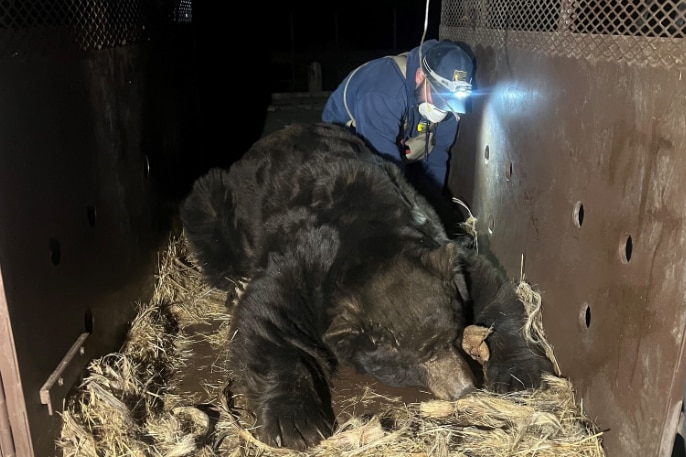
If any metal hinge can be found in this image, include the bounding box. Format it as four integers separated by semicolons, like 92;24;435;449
39;333;90;416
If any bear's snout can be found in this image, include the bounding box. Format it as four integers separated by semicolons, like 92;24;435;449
423;348;477;400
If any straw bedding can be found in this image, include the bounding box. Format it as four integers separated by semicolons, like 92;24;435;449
57;234;606;457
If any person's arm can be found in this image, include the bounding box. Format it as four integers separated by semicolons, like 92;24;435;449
422;115;459;194
352;93;406;167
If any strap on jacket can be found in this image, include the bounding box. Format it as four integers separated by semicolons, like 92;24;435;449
343;52;409;128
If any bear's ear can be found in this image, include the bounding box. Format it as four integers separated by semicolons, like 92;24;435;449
420;242;470;303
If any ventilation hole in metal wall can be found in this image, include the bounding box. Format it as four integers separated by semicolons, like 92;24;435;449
151;212;160;233
143;155;150;179
49;238;61;266
87;205;97;227
84;308;94;334
487;215;495;234
484;144;490;162
619;234;633;263
573;201;585;228
580;303;592;329
151;209;169;234
505;161;512;181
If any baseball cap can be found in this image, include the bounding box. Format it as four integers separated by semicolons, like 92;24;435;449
421;40;475;114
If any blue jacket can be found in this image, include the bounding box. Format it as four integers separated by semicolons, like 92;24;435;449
321;39;459;196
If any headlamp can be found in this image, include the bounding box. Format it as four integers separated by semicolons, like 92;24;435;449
431;87;471;114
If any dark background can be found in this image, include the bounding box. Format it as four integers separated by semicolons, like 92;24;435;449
187;0;441;175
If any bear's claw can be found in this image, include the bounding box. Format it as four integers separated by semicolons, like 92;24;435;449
257;399;335;450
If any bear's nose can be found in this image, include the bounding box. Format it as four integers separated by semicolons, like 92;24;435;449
422;349;477;400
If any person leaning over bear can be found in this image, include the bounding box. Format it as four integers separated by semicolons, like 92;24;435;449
321;38;476;229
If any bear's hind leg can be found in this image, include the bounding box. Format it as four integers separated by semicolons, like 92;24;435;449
180;167;254;290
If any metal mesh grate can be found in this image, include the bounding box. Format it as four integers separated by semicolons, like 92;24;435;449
0;0;191;58
70;0;145;50
572;1;686;37
447;0;561;32
441;0;686;69
173;0;191;23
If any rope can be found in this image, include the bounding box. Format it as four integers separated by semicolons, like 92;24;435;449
451;197;479;252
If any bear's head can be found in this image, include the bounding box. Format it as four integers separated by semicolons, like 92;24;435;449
323;242;476;400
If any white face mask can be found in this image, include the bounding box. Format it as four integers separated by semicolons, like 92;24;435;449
418;102;448;123
418;79;448;123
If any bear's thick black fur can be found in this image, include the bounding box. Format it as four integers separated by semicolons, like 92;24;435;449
180;122;554;450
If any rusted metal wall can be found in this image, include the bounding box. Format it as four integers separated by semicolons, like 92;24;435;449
443;1;686;456
0;3;196;456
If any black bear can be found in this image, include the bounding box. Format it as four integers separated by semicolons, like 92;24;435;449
180;122;554;450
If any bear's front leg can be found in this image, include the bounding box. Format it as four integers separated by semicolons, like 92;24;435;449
465;253;555;392
476;293;555;393
251;358;335;450
227;271;337;450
